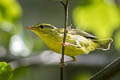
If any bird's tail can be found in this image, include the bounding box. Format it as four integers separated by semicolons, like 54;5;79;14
94;38;113;51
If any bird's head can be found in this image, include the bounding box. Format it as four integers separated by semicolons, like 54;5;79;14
26;24;57;35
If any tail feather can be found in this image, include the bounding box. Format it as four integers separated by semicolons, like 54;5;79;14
94;38;113;51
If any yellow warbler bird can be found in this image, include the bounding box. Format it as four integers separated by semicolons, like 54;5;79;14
26;24;113;61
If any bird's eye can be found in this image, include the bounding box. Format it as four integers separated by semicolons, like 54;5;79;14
39;25;44;29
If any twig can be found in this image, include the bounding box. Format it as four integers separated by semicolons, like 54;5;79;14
60;1;65;7
89;57;120;80
60;0;69;80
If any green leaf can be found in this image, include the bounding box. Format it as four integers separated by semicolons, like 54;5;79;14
0;0;21;23
73;0;120;38
0;0;22;48
0;62;13;80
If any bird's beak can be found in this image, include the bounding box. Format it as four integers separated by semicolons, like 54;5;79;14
25;26;36;30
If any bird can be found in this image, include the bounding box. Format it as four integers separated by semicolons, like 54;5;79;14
26;24;113;61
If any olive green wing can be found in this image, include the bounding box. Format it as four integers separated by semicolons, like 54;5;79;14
58;28;96;39
70;29;97;39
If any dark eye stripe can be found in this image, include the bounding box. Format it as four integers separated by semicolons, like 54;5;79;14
39;25;44;29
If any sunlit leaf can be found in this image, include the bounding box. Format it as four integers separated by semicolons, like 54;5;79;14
0;0;21;23
0;0;22;48
0;62;13;80
73;0;120;38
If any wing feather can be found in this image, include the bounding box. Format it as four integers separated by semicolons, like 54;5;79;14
69;29;97;39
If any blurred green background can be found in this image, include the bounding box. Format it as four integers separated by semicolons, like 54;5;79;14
0;0;120;80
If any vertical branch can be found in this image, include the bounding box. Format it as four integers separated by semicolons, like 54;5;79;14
60;0;69;80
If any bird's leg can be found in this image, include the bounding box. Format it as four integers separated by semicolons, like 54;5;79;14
68;24;72;29
62;42;81;48
71;56;77;61
59;56;76;66
66;56;77;62
62;42;71;46
64;56;77;64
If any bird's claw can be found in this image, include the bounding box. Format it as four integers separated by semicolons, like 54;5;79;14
62;42;70;47
62;42;81;48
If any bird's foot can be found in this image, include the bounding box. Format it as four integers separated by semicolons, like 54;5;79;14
62;42;70;47
62;42;81;48
65;56;77;63
59;56;77;66
59;57;77;67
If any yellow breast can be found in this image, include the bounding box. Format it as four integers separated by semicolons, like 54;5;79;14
39;33;98;56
